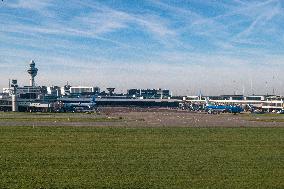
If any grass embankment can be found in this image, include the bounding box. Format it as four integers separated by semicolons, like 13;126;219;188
0;112;122;122
247;114;284;122
0;127;283;188
0;117;121;122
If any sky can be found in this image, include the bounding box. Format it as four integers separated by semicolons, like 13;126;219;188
1;0;284;96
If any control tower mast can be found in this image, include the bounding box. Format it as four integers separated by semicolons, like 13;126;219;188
27;60;38;87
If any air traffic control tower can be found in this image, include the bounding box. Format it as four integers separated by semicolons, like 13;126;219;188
27;60;38;86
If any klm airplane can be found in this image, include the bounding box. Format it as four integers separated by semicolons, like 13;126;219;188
205;98;243;114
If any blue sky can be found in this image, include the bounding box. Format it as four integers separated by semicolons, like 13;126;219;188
1;0;284;95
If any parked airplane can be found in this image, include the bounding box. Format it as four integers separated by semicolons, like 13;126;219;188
60;96;96;112
205;98;243;114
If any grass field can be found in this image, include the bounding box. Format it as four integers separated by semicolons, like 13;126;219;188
0;126;283;188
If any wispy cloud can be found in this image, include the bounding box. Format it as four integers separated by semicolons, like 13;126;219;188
150;0;284;51
1;0;284;94
1;0;178;50
9;0;51;10
233;0;282;38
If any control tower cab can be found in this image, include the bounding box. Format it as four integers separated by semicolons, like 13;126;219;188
27;60;38;86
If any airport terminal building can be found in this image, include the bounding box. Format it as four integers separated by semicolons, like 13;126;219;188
0;60;284;112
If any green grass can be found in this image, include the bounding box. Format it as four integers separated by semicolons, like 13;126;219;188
0;127;283;189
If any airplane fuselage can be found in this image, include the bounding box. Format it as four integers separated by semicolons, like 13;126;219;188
206;105;243;114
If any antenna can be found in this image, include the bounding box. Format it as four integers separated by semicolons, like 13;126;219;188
233;80;236;95
272;75;275;95
273;88;275;95
250;79;253;95
265;81;268;95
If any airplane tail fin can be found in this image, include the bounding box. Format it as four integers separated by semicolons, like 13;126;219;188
205;97;210;106
91;95;96;104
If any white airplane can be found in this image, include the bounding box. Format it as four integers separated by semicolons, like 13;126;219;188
60;96;96;110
